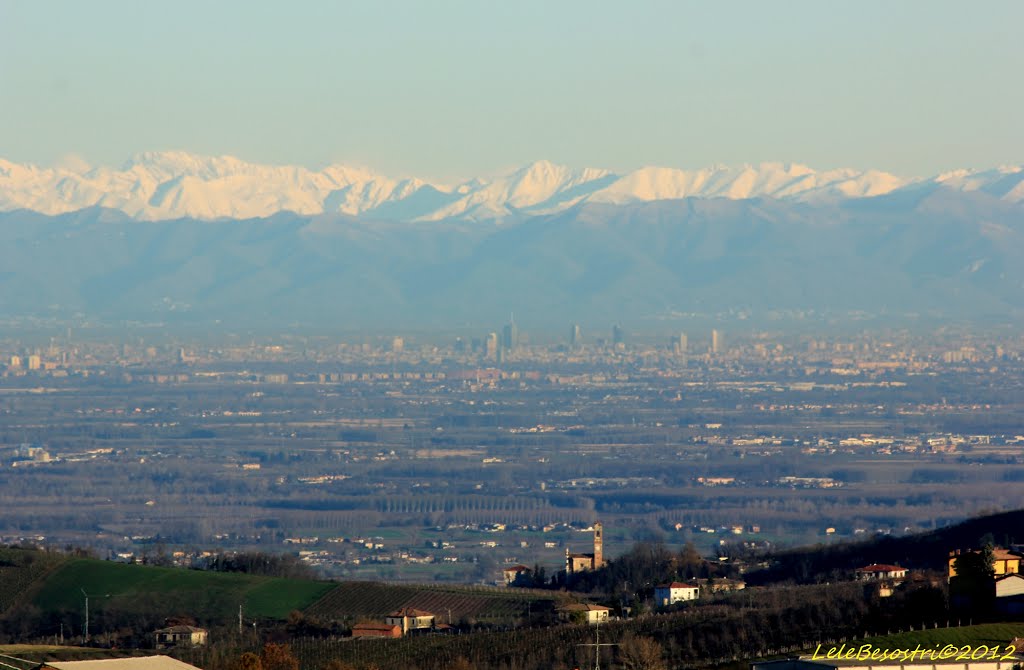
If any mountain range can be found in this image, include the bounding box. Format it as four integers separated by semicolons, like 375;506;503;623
1;153;1022;329
2;152;1023;222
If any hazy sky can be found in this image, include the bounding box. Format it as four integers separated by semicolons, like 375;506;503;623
1;0;1021;179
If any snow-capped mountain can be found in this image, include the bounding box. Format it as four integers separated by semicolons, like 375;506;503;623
0;152;1021;221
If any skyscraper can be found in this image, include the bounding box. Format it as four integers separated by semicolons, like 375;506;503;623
502;316;518;352
485;332;498;360
712;329;723;355
674;333;688;355
612;324;625;347
570;323;582;349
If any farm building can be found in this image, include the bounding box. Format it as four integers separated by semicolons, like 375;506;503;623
153;624;208;647
556;602;609;625
654;582;699;607
385;607;435;634
352;622;402;638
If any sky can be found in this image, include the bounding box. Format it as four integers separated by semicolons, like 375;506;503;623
1;0;1022;180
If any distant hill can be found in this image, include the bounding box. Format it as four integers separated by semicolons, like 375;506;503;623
0;187;1022;328
0;551;563;635
746;507;1024;584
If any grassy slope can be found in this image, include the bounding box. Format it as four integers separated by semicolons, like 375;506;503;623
0;547;68;615
855;622;1024;650
32;559;334;620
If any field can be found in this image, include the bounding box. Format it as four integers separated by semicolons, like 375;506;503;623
305;581;567;624
32;558;335;621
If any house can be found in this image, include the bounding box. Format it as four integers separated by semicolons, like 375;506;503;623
40;657;205;670
556;602;610;625
948;547;1022;580
384;607;435;634
352;622;402;638
153;624;208;647
855;564;908;582
654;582;700;607
995;573;1024;616
565;522;604;573
707;578;746;593
502;564;532;585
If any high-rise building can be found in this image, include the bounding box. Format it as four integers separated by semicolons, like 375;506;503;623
711;329;723;355
612;324;625;347
485;332;499;360
27;355;41;370
502;317;518;352
570;323;582;349
391;337;404;353
673;333;688;355
9;355;22;369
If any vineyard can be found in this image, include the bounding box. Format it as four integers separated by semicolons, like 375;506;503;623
0;547;67;616
305;581;566;625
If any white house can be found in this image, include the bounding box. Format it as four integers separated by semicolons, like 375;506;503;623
654;581;700;607
854;564;907;582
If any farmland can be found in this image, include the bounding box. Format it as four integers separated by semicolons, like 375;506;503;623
305;581;567;625
31;558;335;621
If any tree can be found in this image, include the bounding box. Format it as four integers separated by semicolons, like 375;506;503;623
261;643;299;670
232;653;262;670
618;635;667;670
950;546;995;615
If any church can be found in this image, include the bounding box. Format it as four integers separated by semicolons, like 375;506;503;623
565;522;604;573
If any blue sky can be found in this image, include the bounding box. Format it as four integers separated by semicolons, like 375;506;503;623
1;0;1021;178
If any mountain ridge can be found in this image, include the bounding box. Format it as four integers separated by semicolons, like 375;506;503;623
2;152;1022;223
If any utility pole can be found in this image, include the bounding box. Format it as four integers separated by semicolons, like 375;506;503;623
577;620;617;670
81;588;112;645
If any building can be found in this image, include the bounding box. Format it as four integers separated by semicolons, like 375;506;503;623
502;564;532;585
27;354;41;370
673;333;688;355
654;582;700;607
566;522;604;573
502;318;518;352
352;622;402;638
711;329;723;354
40;657;205;670
611;324;625;347
854;564;908;582
385;607;435;635
570;323;582;349
995;573;1024;615
556;602;610;625
948;546;1022;580
485;332;499;360
153;624;208;647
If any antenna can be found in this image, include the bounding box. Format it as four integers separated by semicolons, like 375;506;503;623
576;619;617;670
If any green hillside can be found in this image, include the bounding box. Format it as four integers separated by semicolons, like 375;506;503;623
30;558;335;622
0;547;68;615
858;622;1024;650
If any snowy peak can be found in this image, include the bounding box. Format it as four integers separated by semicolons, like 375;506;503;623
0;152;1021;221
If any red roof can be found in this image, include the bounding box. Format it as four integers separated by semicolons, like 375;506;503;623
387;607;434;617
504;565;532;572
856;564;906;573
657;582;699;589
